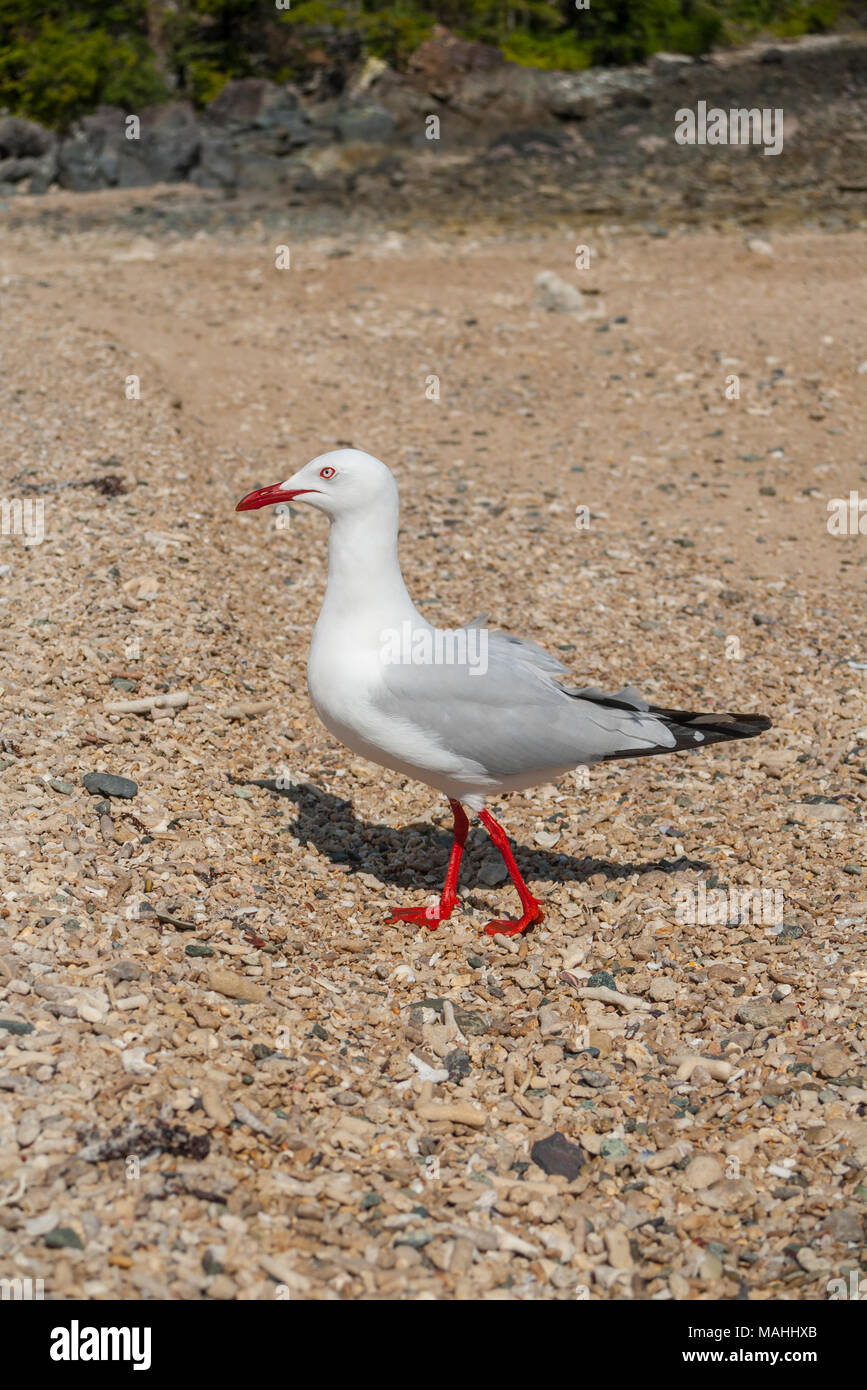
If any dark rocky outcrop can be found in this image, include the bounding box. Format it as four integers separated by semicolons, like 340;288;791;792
0;31;864;208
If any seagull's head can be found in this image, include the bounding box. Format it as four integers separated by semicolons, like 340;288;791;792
235;448;397;522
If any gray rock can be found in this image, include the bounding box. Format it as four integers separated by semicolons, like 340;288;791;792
587;970;616;991
235;153;289;192
206;79;298;129
138;103;201;182
81;772;138;799
488;127;565;156
540;75;602;121
736;997;794;1029
477;855;508;886
57;135;107;192
821;1208;864;1244
0;116;55;159
44;1226;83;1250
191;134;236;189
305;108;342;145
58;103;202;192
58;108;127;190
0;156;41;184
289;166;322;194
336;104;396;144
531;1130;585;1180
107;961;145;984
453;1008;489;1036
26;151;57;195
445;1048;471;1080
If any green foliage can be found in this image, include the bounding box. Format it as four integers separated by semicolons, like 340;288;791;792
501;30;593;69
0;1;853;130
0;11;166;129
275;2;432;68
558;1;726;66
184;62;232;106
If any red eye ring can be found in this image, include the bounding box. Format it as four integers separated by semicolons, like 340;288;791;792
319;466;336;479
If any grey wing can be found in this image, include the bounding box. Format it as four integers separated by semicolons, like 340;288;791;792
465;619;570;678
376;629;674;778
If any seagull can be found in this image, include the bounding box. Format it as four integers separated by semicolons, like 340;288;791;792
236;449;770;937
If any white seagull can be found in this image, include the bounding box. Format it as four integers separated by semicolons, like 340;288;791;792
236;449;770;937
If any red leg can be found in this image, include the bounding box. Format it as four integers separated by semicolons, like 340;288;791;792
478;808;544;938
389;799;469;930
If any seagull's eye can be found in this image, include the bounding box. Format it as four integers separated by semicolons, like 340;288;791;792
319;466;336;479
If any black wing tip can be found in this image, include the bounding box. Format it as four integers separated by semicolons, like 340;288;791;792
660;709;773;752
688;711;772;737
599;707;773;761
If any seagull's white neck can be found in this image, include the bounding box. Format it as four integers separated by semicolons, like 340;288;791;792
318;503;420;636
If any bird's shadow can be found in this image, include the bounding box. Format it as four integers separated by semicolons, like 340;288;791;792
232;777;710;899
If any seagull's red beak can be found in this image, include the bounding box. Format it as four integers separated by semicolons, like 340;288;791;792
235;483;318;512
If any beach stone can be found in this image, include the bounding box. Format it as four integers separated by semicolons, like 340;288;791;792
684;1154;724;1190
107;961;144;984
47;778;75;795
587;970;616;991
814;1045;849;1079
16;1112;39;1147
477;856;508;886
604;1225;634;1269
539;1006;563;1037
44;1227;83;1250
791;801;849;822
445;1048;471;1080
454;1009;489;1036
82;772;138;799
736;997;793;1029
207;967;264;1003
531;1131;585;1180
821;1208;864;1243
533;271;586;314
699;1252;724;1280
649;976;677;1002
